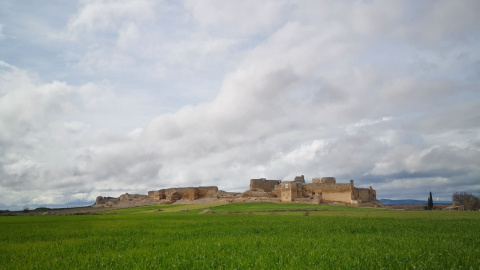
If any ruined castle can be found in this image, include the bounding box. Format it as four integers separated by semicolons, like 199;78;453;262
145;176;376;205
95;176;377;207
248;176;376;204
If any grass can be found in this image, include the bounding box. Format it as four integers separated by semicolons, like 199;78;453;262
99;202;373;215
100;203;227;214
1;202;479;269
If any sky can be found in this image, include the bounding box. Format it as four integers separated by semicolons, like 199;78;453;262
1;0;479;209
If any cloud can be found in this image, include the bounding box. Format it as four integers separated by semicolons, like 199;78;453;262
0;61;72;144
66;0;156;39
184;0;288;36
0;61;160;206
1;1;480;209
63;0;239;81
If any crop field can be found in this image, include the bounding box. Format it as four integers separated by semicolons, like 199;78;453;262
1;202;479;269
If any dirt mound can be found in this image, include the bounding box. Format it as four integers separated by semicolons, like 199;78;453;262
199;209;216;214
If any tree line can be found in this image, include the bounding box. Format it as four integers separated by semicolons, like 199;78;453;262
452;192;480;211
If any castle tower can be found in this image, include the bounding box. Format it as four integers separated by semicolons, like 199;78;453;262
280;181;297;202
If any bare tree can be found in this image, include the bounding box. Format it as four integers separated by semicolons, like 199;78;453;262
452;192;480;211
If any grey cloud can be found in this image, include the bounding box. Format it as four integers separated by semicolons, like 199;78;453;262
417;145;480;173
362;138;480;199
351;0;480;44
415;100;480;131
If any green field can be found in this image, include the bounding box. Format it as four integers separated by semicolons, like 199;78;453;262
1;203;479;269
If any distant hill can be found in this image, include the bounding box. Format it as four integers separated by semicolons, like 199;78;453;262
0;200;94;211
379;199;453;205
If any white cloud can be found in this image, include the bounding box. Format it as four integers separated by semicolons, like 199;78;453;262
0;62;72;142
1;1;480;208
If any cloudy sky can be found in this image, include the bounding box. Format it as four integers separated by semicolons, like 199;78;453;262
1;0;479;209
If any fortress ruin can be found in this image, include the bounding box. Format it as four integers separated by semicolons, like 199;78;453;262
249;176;376;204
95;176;377;207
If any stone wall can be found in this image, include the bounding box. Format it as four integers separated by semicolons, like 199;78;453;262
321;190;352;203
242;190;277;198
280;181;297;202
149;186;219;201
312;193;322;204
274;185;281;197
306;183;352;193
196;186;218;197
154;190;166;200
357;186;376;202
304;183;353;204
250;178;281;192
119;193;148;201
170;187;197;201
312;177;336;184
357;188;368;202
294;175;305;183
